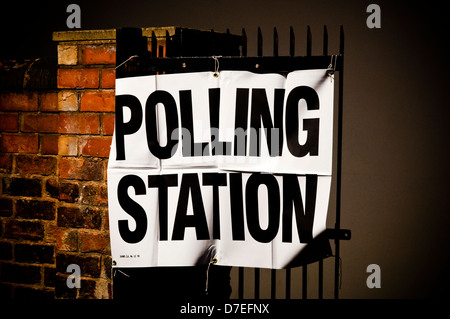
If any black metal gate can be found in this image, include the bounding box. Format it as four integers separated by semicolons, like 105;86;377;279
113;26;350;300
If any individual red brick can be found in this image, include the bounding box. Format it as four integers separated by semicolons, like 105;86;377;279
58;90;78;111
15;155;57;175
57;206;102;229
4;220;44;241
55;228;78;252
0;198;13;217
0;154;12;172
80;136;112;157
44;266;56;288
78;229;110;253
0;133;39;153
45;178;60;199
40;135;59;155
0;113;19;131
0;263;41;284
2;177;42;197
59;157;104;181
0;92;38;111
15;243;55;264
101;69;115;88
58;135;78;156
16;199;56;220
0;241;12;260
60;182;80;203
44;222;59;243
102;113;115;135
81;182;108;206
59;113;100;134
22;113;59;133
57;44;78;66
46;178;80;203
57;68;99;89
80;91;115;112
40;92;58;112
81;44;116;65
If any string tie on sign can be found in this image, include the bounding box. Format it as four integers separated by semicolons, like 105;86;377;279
326;55;337;82
212;55;222;78
205;256;218;295
116;55;139;70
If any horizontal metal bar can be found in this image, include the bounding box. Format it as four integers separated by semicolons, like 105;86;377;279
116;55;343;77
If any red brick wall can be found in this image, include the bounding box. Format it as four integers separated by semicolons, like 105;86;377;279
0;35;116;299
0;27;174;299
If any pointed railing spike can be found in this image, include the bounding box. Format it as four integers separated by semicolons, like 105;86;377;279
151;31;157;57
241;28;247;57
273;27;279;57
306;25;312;56
290;26;295;57
165;30;171;57
257;27;263;57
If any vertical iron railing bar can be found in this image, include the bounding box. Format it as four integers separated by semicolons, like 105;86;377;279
318;25;328;299
318;259;324;299
301;25;312;300
226;28;230;54
286;268;291;299
235;26;250;300
235;59;243;282
211;29;215;56
289;26;295;57
334;24;345;299
239;267;244;299
306;25;312;56
151;31;157;57
302;264;308;299
271;269;276;299
318;24;328;300
177;28;183;57
252;27;263;300
254;268;260;299
226;28;231;56
257;27;263;57
273;27;279;57
286;26;294;300
323;25;328;56
241;28;247;57
271;27;278;301
165;30;171;57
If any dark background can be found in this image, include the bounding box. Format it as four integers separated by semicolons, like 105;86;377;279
1;0;449;298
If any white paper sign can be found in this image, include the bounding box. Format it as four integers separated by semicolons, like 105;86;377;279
108;70;334;269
